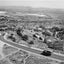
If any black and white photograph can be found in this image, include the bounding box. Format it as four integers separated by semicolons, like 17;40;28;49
0;0;64;64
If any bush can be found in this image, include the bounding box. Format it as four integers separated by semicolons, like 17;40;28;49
51;26;60;32
28;41;34;45
22;35;28;41
42;31;51;37
8;35;16;42
56;31;64;40
16;28;23;37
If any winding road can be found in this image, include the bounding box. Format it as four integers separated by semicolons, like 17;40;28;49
0;35;64;62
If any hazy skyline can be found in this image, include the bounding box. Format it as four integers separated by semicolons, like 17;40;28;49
0;0;64;9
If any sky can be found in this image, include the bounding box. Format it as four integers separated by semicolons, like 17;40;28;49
0;0;64;9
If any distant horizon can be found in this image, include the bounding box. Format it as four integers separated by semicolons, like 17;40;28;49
0;6;64;10
0;0;64;9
